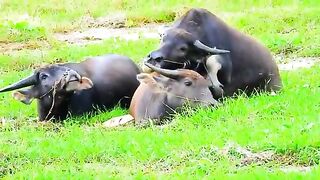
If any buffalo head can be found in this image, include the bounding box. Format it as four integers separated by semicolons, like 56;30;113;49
0;65;93;120
143;28;229;71
143;28;232;98
131;63;217;125
144;62;217;106
103;63;218;128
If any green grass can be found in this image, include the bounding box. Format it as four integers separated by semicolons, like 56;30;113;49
0;38;158;72
0;0;320;178
1;65;320;178
0;0;319;56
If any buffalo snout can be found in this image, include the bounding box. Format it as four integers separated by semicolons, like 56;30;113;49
142;52;163;73
149;51;163;62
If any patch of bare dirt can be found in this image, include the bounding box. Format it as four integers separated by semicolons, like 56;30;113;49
0;41;50;54
280;166;312;173
82;12;127;29
218;142;315;172
140;143;317;174
277;57;319;71
219;143;275;166
53;13;169;45
0;42;26;53
54;23;165;45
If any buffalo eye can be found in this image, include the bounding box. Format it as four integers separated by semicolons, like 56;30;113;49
184;80;192;86
179;46;187;52
40;73;49;80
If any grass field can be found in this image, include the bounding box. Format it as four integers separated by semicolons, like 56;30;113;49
0;0;320;178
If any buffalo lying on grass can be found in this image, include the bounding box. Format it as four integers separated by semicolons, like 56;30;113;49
103;63;217;127
0;54;140;121
143;8;282;99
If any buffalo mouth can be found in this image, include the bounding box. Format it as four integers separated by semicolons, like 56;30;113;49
142;59;191;73
162;60;190;68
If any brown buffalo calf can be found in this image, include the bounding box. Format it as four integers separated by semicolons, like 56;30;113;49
103;63;217;127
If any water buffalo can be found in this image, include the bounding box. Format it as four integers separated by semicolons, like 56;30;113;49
0;54;140;121
143;8;282;98
103;63;217;127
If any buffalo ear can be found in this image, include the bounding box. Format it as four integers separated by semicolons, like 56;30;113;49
136;73;164;89
12;89;35;105
136;73;150;83
65;77;93;92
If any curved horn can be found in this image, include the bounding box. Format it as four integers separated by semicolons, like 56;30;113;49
194;40;230;54
0;74;37;93
144;63;181;79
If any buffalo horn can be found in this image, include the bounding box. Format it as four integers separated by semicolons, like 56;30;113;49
194;40;230;54
0;74;37;93
144;63;181;79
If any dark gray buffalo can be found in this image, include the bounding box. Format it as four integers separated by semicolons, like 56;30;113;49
103;63;217;127
0;54;140;121
143;8;282;98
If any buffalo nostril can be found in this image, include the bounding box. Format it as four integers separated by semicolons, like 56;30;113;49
219;84;224;89
154;57;163;62
143;57;151;64
150;51;163;62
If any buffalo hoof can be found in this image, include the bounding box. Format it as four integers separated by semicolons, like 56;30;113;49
103;114;134;128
